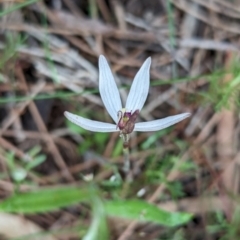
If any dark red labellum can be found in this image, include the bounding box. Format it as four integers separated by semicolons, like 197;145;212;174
117;110;139;134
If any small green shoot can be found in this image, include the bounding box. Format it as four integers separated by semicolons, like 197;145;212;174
4;146;46;183
141;128;170;150
0;0;39;18
199;59;240;111
207;208;240;240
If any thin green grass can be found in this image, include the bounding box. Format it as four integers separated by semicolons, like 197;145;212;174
40;10;60;84
166;0;178;78
0;0;39;18
0;69;229;104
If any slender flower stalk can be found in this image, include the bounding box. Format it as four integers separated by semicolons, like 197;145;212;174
64;55;190;170
122;144;130;173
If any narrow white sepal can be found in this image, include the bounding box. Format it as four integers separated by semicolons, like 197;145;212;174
99;55;122;124
64;111;118;132
125;57;151;112
134;113;191;132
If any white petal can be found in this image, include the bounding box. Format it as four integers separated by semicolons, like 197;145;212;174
134;113;191;132
99;55;122;123
125;57;151;112
64;111;118;132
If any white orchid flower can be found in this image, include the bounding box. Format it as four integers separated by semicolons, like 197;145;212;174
64;55;190;139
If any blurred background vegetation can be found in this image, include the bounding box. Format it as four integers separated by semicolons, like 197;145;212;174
0;0;240;239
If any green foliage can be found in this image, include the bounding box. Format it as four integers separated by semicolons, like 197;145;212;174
66;115;88;135
0;186;93;213
140;128;170;150
66;111;110;154
145;154;197;199
100;174;122;189
1;0;238;239
25;146;47;170
77;131;109;154
4;146;46;183
207;208;240;240
88;0;98;19
112;138;123;157
0;0;39;18
171;229;186;240
165;181;185;199
156;228;186;240
0;186;192;227
0;33;26;73
170;156;197;172
83;197;108;240
106;200;192;227
0;69;229;103
199;60;240;111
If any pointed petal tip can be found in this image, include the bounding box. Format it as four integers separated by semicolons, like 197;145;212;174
183;112;191;118
146;57;151;64
64;111;77;122
134;112;191;132
99;55;106;62
175;112;191;121
125;57;152;112
63;111;118;132
143;57;151;68
64;111;71;118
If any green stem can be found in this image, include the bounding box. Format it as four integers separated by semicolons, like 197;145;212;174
167;0;177;78
122;134;130;173
123;146;130;173
120;134;133;198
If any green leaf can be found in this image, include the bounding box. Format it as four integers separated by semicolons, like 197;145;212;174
25;155;46;170
141;129;170;150
0;188;192;227
94;132;109;145
66;112;89;135
83;197;109;240
104;200;192;227
27;146;42;158
5;151;15;170
0;0;39;18
78;141;92;154
0;186;95;213
100;179;121;189
112;138;122;157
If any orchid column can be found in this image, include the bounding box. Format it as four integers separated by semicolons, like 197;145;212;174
64;55;190;172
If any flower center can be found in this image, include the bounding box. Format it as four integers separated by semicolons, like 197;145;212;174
117;108;139;134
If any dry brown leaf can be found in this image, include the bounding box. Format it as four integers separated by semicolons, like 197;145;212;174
0;213;57;240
